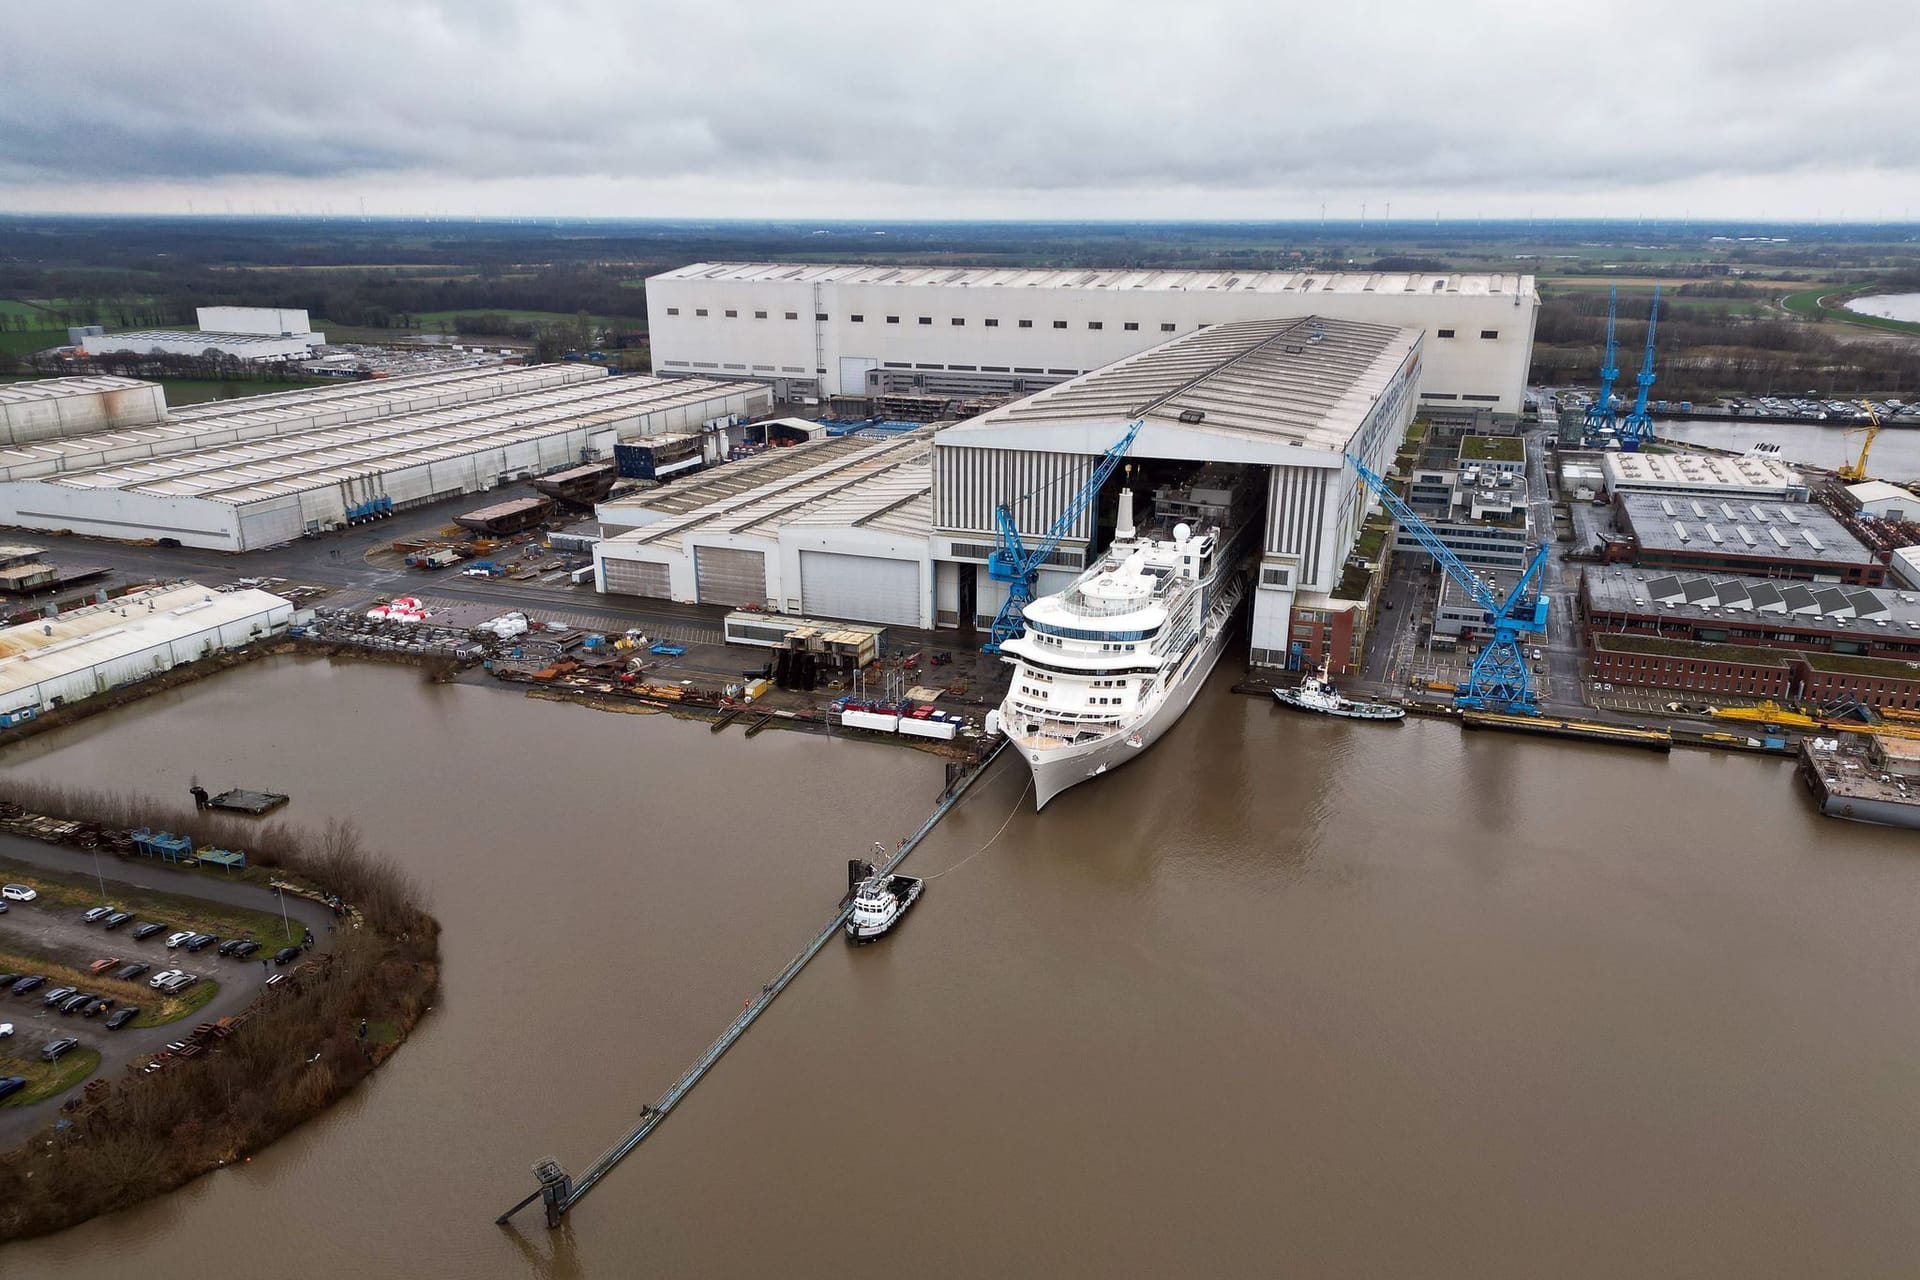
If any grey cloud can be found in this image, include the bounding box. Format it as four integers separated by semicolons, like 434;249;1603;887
1;0;1916;207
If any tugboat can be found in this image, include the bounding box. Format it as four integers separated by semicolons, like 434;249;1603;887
845;845;924;944
1272;662;1407;722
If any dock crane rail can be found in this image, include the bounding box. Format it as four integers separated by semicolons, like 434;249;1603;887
984;419;1142;652
1347;454;1550;713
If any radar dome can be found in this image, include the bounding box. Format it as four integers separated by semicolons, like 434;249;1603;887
1174;522;1192;543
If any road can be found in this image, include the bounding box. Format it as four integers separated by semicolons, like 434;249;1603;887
0;836;334;1145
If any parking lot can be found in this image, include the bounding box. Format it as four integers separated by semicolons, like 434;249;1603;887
0;847;335;1145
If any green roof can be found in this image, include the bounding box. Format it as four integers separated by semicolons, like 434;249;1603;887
1458;435;1523;463
1593;633;1792;666
1802;651;1920;677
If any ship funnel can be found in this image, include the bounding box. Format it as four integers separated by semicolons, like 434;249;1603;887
1115;487;1136;541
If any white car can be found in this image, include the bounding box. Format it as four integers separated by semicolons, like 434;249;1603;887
149;969;183;989
0;1022;13;1038
0;884;36;902
164;931;195;949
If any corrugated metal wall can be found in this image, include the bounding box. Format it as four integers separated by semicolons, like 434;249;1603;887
693;546;768;606
601;558;671;599
934;445;1094;540
799;551;921;626
1265;465;1331;584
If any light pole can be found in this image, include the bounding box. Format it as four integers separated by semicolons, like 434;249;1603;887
89;846;108;906
274;884;291;942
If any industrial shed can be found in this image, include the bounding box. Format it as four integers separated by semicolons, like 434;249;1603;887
0;374;767;550
0;583;293;723
594;432;935;627
931;315;1422;666
0;376;168;445
0;365;600;485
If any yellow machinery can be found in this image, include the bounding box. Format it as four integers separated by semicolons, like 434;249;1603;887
1836;400;1882;483
1711;700;1920;741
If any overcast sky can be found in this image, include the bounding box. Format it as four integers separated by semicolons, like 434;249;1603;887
2;0;1916;221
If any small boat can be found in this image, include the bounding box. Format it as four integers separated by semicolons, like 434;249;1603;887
1273;663;1406;722
845;848;923;944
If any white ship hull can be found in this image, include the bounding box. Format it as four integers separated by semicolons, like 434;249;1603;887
1017;605;1237;810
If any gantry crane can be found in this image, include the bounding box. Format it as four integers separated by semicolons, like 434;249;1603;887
984;419;1142;652
1348;455;1550;713
1837;399;1883;483
1618;285;1661;451
1581;281;1621;445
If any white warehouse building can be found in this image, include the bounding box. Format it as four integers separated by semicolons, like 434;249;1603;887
0;583;294;724
0;371;767;550
647;261;1532;413
80;306;326;361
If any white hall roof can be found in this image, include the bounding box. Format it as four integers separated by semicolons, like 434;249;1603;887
658;262;1534;299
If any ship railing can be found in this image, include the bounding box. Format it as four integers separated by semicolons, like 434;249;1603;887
1060;588;1160;617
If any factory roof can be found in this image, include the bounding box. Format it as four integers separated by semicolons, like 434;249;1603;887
1604;451;1804;492
1584;567;1920;637
86;330;320;351
1845;480;1916;507
0;376;156;406
657;262;1536;299
1616;493;1875;566
0;583;289;703
608;432;933;552
940;316;1417;458
41;376;739;506
601;435;889;520
0;366;601;483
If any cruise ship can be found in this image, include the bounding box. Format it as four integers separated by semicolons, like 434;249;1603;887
991;470;1254;810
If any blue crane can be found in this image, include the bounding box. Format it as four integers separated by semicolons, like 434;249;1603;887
1617;285;1661;451
984;419;1142;652
1347;455;1550;713
1581;281;1621;445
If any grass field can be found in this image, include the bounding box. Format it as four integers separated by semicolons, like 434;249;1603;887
1780;285;1920;336
0;330;65;357
0;1045;101;1107
0;300;48;320
412;308;642;330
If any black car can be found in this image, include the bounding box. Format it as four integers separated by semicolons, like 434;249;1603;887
131;922;166;941
112;962;150;982
232;941;262;959
185;934;220;953
11;976;46;996
272;946;301;966
40;1038;78;1062
105;1007;139;1030
39;986;76;1007
0;1076;25;1101
102;912;133;930
0;973;19;989
59;992;95;1015
80;998;113;1018
216;939;246;957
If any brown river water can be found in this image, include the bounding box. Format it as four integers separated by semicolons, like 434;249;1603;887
2;656;1918;1278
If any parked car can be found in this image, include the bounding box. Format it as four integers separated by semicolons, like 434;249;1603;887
1;884;36;902
185;934;220;952
59;992;95;1014
102;912;132;930
272;946;301;966
0;1076;26;1101
0;1023;12;1038
216;939;246;957
112;963;151;982
161;974;197;994
0;901;9;914
105;1007;139;1030
231;941;262;959
82;906;114;924
148;970;182;989
11;976;46;996
80;998;113;1018
132;922;167;941
164;931;195;949
40;986;77;1007
88;958;122;975
0;974;20;989
41;1038;78;1062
